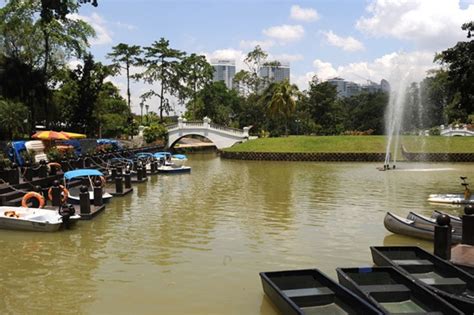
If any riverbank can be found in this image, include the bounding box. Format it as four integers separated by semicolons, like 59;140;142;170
222;136;474;162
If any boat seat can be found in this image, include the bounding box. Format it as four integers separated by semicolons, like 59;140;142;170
360;284;411;303
418;277;466;293
283;287;335;307
392;259;434;273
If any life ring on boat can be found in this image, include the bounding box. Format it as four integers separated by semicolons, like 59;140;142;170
47;162;62;171
4;210;19;218
21;192;45;208
47;185;69;203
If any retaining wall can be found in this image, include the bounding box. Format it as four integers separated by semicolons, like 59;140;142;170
220;151;386;162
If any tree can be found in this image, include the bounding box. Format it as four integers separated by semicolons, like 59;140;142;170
0;98;29;140
107;43;142;110
136;38;185;121
233;45;269;95
94;82;130;137
265;80;299;135
180;53;213;111
40;0;98;22
435;21;474;122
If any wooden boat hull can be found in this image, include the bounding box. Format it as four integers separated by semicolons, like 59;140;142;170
337;266;463;314
370;246;474;314
260;269;382;315
428;193;474;204
384;212;462;243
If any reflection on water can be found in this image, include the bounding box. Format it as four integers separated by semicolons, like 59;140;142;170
0;154;472;314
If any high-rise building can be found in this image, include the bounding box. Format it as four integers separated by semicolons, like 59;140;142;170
259;61;290;83
327;77;390;98
211;59;236;89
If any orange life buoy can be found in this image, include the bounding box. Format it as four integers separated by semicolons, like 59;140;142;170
47;185;69;203
21;192;46;208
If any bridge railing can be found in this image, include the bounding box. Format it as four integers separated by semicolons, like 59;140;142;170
166;117;250;137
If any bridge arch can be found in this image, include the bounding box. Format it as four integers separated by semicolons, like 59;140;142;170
166;117;252;150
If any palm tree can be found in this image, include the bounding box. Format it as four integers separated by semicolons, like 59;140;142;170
267;80;299;135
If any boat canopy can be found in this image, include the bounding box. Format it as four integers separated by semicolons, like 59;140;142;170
64;169;103;180
172;154;187;160
154;152;171;158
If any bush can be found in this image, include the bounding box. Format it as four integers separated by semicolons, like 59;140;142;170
46;147;62;162
0;153;12;170
430;127;441;136
143;124;167;144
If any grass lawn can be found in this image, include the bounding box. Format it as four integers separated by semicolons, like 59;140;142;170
224;135;474;154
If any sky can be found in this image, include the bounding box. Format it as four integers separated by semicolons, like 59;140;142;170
60;0;474;113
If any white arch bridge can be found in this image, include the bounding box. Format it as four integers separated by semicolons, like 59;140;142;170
166;117;253;149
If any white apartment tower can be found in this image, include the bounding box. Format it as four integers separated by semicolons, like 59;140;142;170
259;61;290;83
211;59;236;89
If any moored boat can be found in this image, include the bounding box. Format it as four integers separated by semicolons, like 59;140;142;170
337;266;463;314
383;211;462;243
260;269;382;315
63;169;113;204
406;211;463;235
171;154;187;167
428;193;474;205
157;164;191;174
371;246;474;314
0;206;80;232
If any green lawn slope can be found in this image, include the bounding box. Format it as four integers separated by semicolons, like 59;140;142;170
224;136;474;154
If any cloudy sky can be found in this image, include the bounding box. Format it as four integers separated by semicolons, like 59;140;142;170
75;0;474;113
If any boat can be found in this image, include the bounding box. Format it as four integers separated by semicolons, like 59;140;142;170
154;152;191;173
384;211;462;243
406;211;462;235
0;206;80;232
336;266;463;314
428;193;474;205
371;246;474;314
432;210;463;224
171;154;187;167
63;169;113;204
260;269;382;315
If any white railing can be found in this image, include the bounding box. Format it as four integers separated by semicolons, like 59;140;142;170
166;117;251;137
440;124;474;136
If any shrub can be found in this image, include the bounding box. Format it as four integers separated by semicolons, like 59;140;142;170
143;124;167;144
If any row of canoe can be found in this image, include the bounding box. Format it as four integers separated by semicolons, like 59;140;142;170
384;211;463;243
261;246;474;314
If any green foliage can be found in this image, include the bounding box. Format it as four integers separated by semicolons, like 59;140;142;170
143;123;167;144
0;98;29;140
430;127;441;136
435;21;474;123
46;147;62;162
0;153;12;170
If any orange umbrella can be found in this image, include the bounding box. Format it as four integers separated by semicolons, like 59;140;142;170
60;131;86;139
32;130;70;140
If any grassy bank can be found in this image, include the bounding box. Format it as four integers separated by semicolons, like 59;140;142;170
224;136;474;154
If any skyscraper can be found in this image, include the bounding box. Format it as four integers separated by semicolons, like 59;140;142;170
211;59;236;89
259;61;290;83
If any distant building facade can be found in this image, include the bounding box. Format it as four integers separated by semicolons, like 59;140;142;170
260;61;290;84
211;59;236;89
327;77;390;98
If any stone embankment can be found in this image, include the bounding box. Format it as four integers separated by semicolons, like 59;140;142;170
220;151;386;162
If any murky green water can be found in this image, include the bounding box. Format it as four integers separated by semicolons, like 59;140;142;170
1;153;473;314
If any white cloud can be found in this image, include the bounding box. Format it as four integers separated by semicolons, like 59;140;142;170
263;24;305;43
293;50;437;90
69;12;113;46
203;48;247;71
115;21;137;31
356;0;474;50
322;31;365;52
290;5;319;22
239;39;274;50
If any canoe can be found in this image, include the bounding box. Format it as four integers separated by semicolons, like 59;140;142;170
337;266;463;314
432;210;462;223
406;211;463;235
428;193;474;204
383;212;462;243
260;269;382;315
0;206;80;232
371;246;474;314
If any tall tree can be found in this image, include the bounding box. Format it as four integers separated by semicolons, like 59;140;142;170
265;80;299;135
107;43;142;110
180;53;213;111
0;98;29;140
136;38;185;121
234;45;269;95
435;21;474;122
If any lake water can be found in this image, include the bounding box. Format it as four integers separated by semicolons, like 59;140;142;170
1;153;473;314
